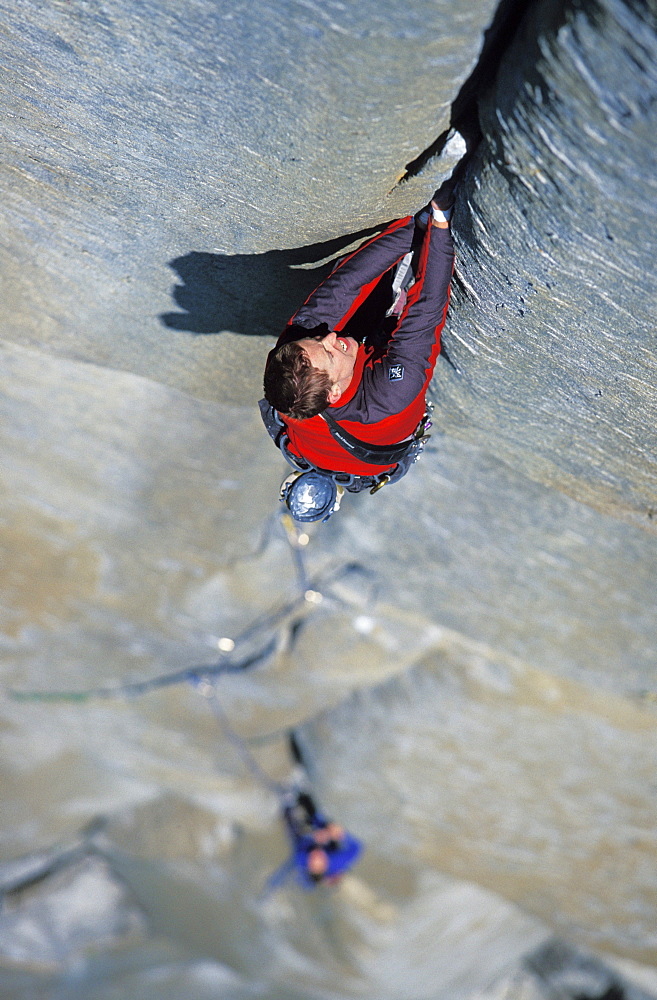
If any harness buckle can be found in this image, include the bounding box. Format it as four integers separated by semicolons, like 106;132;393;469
369;475;391;495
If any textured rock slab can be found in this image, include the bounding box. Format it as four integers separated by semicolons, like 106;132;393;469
0;339;284;694
472;938;657;1000
434;0;657;528
302;636;657;963
339;873;548;1000
101;844;549;1000
330;433;657;699
0;0;497;397
523;940;657;1000
0;854;146;971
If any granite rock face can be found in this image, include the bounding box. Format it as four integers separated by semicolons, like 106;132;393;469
0;853;146;972
303;607;657;961
1;0;657;997
434;0;657;530
0;0;498;398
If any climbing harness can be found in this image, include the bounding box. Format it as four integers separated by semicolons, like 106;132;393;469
320;408;432;467
259;397;434;522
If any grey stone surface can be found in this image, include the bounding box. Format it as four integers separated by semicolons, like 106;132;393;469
1;0;657;996
524;939;657;1000
0;0;498;398
434;0;657;530
328;434;657;699
0;854;146;971
302;630;657;961
469;938;657;1000
0;339;284;695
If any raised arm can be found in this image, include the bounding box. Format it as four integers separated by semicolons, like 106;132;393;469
290;215;417;334
354;218;455;421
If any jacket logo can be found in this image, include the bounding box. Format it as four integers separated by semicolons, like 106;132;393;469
389;364;405;381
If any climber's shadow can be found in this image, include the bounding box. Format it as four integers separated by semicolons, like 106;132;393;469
160;225;382;338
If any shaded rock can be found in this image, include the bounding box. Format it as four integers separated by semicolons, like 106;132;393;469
524;938;657;1000
470;938;657;1000
434;0;657;529
0;819;103;895
0;854;147;972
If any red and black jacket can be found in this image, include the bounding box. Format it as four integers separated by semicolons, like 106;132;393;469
278;214;455;476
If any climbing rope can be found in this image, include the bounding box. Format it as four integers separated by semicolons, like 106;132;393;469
5;510;366;895
7;640;278;704
6;514;347;705
192;673;285;797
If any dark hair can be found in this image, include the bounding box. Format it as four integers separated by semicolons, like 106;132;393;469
263;339;332;420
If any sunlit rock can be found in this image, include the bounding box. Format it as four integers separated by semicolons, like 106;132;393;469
0;340;283;696
0;0;656;996
302;636;657;963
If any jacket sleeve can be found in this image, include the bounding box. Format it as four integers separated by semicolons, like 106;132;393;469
356;224;454;421
290;216;416;334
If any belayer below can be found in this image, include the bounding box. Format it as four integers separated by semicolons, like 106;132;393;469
195;684;362;894
260;183;456;522
268;788;363;891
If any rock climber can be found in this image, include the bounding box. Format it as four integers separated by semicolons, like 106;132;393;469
280;788;363;888
259;182;456;522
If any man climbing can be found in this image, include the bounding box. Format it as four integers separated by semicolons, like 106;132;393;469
278;788;363;888
260;183;456;522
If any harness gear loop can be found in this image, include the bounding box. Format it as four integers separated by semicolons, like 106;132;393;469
259;398;435;515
